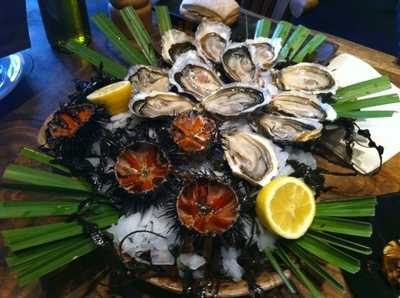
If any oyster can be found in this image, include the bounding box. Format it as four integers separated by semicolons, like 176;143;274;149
247;37;281;70
161;29;197;64
269;91;327;121
275;62;337;94
221;42;256;83
125;65;170;94
202;84;270;117
195;20;231;63
258;114;323;143
169;51;223;101
222;131;278;186
129;91;194;118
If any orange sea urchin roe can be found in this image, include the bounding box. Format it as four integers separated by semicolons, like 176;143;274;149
115;143;170;194
171;113;216;152
177;179;240;235
48;104;95;138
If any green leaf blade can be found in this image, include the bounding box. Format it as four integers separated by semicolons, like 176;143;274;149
3;164;92;193
333;94;399;112
337;110;395;119
307;231;372;255
91;13;147;65
155;6;172;35
272;21;293;45
285;242;344;290
19;147;70;173
310;217;372;237
279;25;311;60
336;76;392;102
254;18;272;38
292;33;326;63
64;41;128;79
265;249;296;294
295;234;360;273
121;7;158;65
0;201;80;218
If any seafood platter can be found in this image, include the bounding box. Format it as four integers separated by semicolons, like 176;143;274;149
1;5;399;298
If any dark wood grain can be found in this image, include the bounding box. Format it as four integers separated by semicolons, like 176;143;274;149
1;1;400;298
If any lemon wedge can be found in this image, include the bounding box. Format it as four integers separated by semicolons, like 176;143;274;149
87;81;132;116
256;176;315;239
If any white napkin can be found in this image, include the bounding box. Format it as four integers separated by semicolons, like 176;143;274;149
327;53;400;173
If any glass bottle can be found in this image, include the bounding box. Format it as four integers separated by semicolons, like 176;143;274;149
38;0;91;51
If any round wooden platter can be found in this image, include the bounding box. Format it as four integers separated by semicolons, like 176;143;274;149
146;271;290;297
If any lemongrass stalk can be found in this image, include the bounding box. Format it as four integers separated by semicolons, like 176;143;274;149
337;110;395;119
155;6;172;35
285;242;344;290
0;201;79;218
121;7;158;65
292;33;326;63
333;94;399;112
20;147;70;173
265;249;296;294
64;41;128;79
2;211;118;251
336;76;392;102
3;164;92;192
276;247;323;298
307;231;372;255
254;18;272;38
272;21;293;45
279;25;310;60
295;234;360;273
310;217;372;237
92;13;147;65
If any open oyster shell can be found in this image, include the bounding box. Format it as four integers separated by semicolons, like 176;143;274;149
221;42;256;83
169;51;223;101
195;20;231;64
129;91;195;118
125;65;170;94
161;29;197;65
202;83;270;117
222;131;278;186
247;37;281;71
274;62;337;94
269;91;327;121
257;113;323;143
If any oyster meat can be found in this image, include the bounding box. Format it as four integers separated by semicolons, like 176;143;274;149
247;37;281;70
222;43;256;83
258;114;323;143
195;20;231;63
202;84;270;116
161;29;197;64
170;51;223;101
129;91;194;118
275;62;337;94
125;65;170;94
222;131;278;186
269;91;327;121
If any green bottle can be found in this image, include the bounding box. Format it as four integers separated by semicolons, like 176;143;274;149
38;0;91;51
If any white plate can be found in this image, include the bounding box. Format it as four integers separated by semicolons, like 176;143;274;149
0;53;25;100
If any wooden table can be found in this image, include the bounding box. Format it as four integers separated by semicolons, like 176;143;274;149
1;1;400;297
